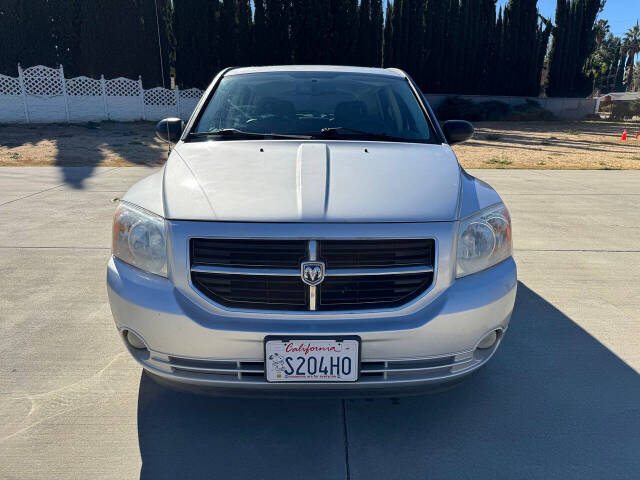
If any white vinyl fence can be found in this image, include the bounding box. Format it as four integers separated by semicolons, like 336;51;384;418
0;65;204;123
0;64;598;124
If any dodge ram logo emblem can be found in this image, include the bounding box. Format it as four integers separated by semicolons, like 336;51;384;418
301;261;325;286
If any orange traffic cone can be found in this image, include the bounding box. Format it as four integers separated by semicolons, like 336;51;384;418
621;129;627;140
636;132;640;140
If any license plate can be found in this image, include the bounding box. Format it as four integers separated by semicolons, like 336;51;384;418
264;337;360;382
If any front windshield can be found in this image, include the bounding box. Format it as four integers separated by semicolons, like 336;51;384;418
194;71;433;142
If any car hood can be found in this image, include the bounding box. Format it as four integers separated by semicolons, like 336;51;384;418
163;140;461;222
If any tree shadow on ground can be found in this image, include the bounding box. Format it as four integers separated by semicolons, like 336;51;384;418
466;120;640;155
0;122;166;188
136;281;640;480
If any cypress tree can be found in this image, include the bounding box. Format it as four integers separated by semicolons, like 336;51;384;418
398;0;411;70
407;0;425;83
478;0;502;94
371;0;383;67
330;0;359;65
75;0;170;86
15;0;56;69
390;0;403;67
291;0;333;64
236;0;252;66
547;0;604;97
534;16;553;95
357;0;386;67
173;0;219;88
501;0;539;96
314;0;334;64
138;0;171;86
442;0;460;93
422;0;448;93
382;0;393;67
50;0;81;75
219;0;238;69
0;0;26;74
290;0;312;62
458;0;472;91
357;0;372;66
253;0;268;65
265;0;292;64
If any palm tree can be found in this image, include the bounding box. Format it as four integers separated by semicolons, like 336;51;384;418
623;21;640;90
594;19;610;48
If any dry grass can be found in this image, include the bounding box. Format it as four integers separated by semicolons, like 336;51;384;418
453;120;640;169
1;120;639;169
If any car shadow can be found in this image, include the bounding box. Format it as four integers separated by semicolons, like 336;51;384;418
136;281;640;479
136;375;348;480
0;122;165;189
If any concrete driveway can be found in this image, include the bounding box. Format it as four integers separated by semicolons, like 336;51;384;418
1;167;639;479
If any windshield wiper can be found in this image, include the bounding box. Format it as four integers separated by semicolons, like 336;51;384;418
319;127;407;142
188;129;312;140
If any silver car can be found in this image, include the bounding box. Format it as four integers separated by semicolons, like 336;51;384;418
107;65;516;396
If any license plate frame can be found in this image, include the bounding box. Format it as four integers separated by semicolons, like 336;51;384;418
264;336;361;383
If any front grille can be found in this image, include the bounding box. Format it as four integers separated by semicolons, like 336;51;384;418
320;239;434;268
191;239;307;268
190;238;435;311
318;272;433;310
192;272;308;310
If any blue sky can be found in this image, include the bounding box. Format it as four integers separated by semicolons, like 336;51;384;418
497;0;639;37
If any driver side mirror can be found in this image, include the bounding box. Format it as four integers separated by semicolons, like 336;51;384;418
442;120;474;145
156;118;184;143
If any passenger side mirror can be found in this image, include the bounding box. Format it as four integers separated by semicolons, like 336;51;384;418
442;120;474;145
156;118;184;143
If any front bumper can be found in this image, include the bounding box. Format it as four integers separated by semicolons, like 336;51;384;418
107;249;517;393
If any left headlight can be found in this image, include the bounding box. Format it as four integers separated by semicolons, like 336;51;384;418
112;202;167;277
456;203;512;278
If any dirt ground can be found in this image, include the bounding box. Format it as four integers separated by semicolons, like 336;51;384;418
0;122;167;168
0;120;639;169
453;120;640;169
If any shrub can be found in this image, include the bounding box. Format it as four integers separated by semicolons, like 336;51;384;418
479;101;511;121
437;97;555;122
436;97;485;122
609;102;634;120
505;100;556;121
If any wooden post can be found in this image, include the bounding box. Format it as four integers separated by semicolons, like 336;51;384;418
17;64;30;123
100;75;109;120
175;86;181;119
138;76;145;120
59;64;70;123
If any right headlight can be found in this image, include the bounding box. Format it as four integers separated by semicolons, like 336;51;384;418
456;203;512;278
112;202;167;277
